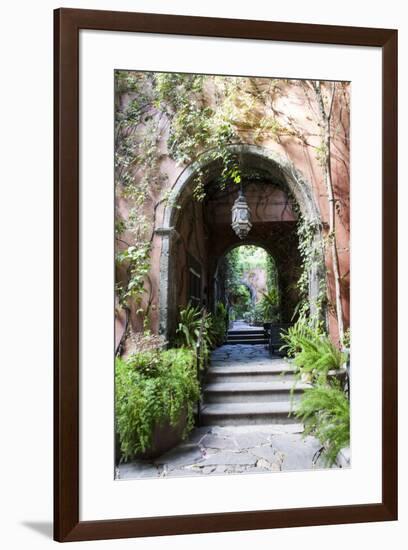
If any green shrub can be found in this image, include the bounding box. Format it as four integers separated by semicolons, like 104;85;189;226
229;284;252;318
175;303;215;366
292;334;345;383
282;318;349;465
281;319;344;383
211;302;228;346
175;303;215;348
175;304;202;348
115;347;199;461
295;383;350;466
280;317;319;358
259;288;279;322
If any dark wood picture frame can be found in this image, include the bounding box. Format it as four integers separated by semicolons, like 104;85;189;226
54;8;398;542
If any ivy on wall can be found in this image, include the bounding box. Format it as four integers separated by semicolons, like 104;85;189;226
295;213;326;326
114;71;349;339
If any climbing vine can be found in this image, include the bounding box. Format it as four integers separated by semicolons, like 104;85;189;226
292;208;326;327
114;71;349;342
114;72;256;327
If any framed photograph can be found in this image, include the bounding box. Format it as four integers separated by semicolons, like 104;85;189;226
54;8;397;542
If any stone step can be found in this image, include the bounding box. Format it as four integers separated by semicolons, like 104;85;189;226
227;333;265;339
206;364;297;383
225;338;267;345
228;330;265;336
203;381;309;403
200;402;297;426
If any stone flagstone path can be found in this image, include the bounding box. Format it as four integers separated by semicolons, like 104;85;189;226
117;423;328;479
117;338;345;480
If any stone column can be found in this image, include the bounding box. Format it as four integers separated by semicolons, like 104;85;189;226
156;226;179;341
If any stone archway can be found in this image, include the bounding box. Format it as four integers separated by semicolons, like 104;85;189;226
213;241;274;307
213;238;299;325
157;144;324;339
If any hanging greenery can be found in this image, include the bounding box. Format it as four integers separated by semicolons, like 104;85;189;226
290;209;326;328
114;71;348;339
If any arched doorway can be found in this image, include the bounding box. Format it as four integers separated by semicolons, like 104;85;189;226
157;144;324;340
214;244;278;324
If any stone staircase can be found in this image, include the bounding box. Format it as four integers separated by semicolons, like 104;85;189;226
200;350;309;426
226;327;267;345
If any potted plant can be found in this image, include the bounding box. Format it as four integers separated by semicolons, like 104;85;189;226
115;347;200;463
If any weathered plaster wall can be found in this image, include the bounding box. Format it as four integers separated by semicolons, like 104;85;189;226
115;77;350;346
242;268;267;303
203;182;301;322
169;196;209;340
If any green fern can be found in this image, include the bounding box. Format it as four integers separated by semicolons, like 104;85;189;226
280;317;318;358
295;383;350;466
281;318;344;383
293;334;345;383
115;347;199;461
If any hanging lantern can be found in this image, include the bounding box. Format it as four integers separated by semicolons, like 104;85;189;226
231;188;252;239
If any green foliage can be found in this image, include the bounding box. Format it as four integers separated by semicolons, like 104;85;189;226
295;383;350;466
114;72;165;327
243;302;262;325
175;303;202;348
226;245;272;279
342;328;351;349
223;245;280;323
282;318;349;465
153;72;241;193
292;334;345;384
266;254;278;294
244;288;279;325
115;70;145;94
114;73;346;343
155;73;213;164
116;242;151;308
211;302;228;346
229;284;252;319
280;317;318;357
281;319;344;383
175;304;215;367
259;288;279;321
294;213;326;321
114;72;245;325
115;348;199;461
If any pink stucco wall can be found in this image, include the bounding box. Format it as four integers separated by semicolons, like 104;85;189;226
115;77;350;347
